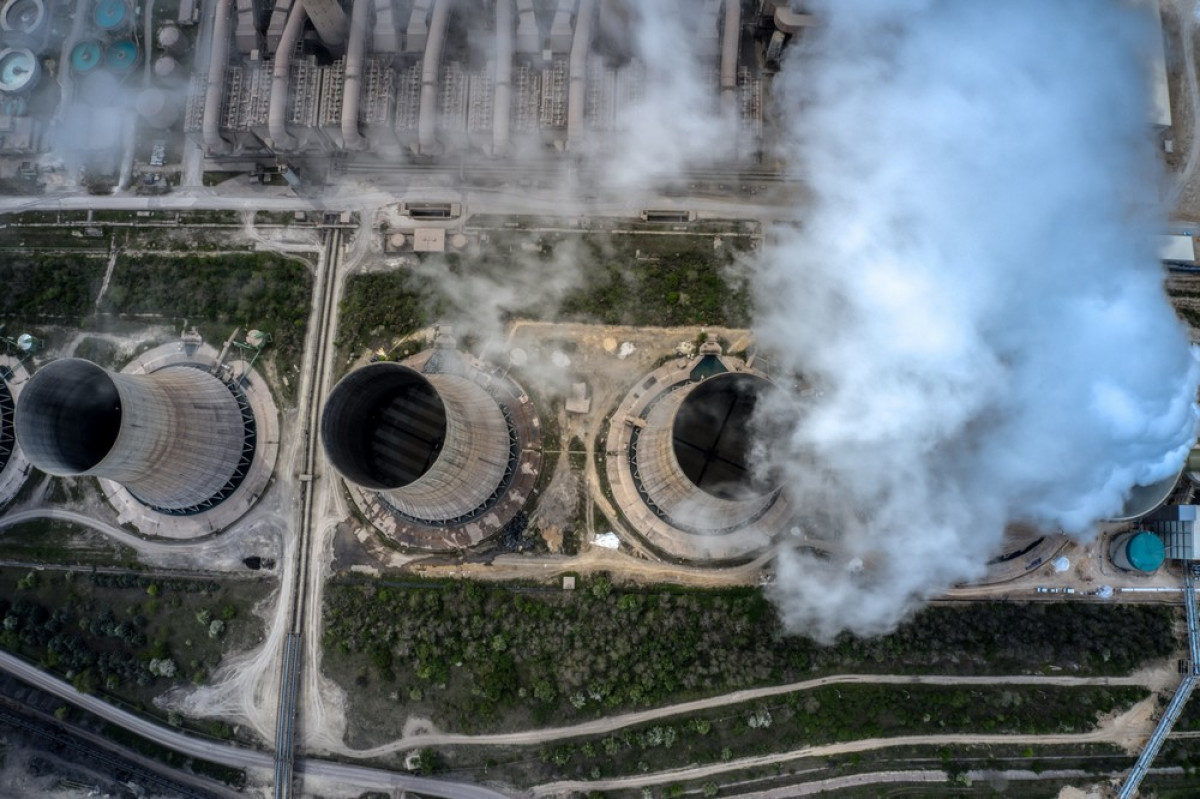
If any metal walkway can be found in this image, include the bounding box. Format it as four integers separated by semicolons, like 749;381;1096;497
1118;570;1200;798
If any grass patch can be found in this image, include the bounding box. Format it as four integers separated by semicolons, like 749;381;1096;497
0;520;139;567
337;269;437;359
322;579;1174;744
0;567;270;712
99;251;313;387
0;255;107;323
522;683;1147;782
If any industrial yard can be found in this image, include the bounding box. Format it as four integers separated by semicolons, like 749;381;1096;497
1;0;1200;798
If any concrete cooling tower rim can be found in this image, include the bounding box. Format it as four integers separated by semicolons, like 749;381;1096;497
75;342;277;539
605;352;793;563
332;347;543;552
0;355;31;509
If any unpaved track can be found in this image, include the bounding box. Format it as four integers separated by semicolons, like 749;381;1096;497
334;671;1157;759
529;725;1143;797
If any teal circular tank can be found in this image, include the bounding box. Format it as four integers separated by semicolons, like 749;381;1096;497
70;40;102;74
1126;531;1165;572
93;0;126;30
105;40;138;73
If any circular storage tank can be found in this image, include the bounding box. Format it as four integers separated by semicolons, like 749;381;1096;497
105;40;139;74
1109;530;1165;573
93;0;127;30
157;24;182;51
0;0;44;35
135;88;178;129
0;48;38;93
70;40;103;74
152;55;176;78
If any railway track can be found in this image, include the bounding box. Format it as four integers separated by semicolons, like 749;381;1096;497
273;227;342;799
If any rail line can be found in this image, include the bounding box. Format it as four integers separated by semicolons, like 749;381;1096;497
1118;570;1200;798
273;227;342;799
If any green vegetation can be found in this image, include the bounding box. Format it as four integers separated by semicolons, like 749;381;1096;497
526;684;1146;781
559;234;752;327
100;252;313;377
322;578;1174;742
0;255;107;323
0;520;139;567
337;270;437;358
337;230;752;362
0;567;267;711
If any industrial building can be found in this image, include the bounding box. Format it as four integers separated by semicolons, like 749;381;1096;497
1141;505;1200;561
321;328;541;550
186;0;772;157
14;357;258;515
606;339;791;562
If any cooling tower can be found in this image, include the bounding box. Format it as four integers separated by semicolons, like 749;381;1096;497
321;362;511;523
15;358;246;511
0;372;13;478
632;372;779;533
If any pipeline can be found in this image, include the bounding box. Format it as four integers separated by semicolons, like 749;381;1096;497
566;0;595;149
202;0;234;154
416;0;450;154
515;0;537;52
720;0;741;117
268;1;308;152
341;0;369;150
492;0;513;155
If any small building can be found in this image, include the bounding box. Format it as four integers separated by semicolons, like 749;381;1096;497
1159;234;1195;265
1144;504;1200;560
412;228;445;252
566;382;591;414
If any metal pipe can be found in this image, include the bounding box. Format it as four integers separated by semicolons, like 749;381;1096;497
15;359;246;511
268;1;307;152
566;0;594;149
492;0;513;155
341;0;369;150
202;0;234;154
720;0;741;117
416;0;450;154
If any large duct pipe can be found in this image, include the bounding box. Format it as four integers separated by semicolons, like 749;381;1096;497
15;359;245;511
300;0;346;49
268;1;307;151
719;0;741;117
514;0;538;53
492;0;513;155
341;0;369;150
634;372;779;533
566;0;595;149
321;362;510;522
202;0;234;154
416;0;450;154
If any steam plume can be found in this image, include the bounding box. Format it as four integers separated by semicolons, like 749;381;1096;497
756;0;1200;639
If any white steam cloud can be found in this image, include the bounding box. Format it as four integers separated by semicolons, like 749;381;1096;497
756;0;1200;640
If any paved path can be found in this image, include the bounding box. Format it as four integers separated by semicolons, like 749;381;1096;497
0;649;515;799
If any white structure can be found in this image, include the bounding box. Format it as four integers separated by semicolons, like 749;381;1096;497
1160;234;1195;264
